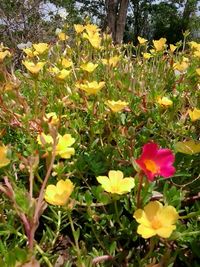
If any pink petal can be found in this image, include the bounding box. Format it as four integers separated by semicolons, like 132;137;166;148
154;149;175;168
141;142;158;159
135;159;156;181
160;165;176;178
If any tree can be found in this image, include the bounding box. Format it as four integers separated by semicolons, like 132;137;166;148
105;0;129;43
150;0;199;43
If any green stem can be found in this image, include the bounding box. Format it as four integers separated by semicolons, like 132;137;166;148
179;211;200;219
52;210;61;247
114;200;123;228
35;244;53;267
178;230;200;237
68;212;85;267
34;79;39;114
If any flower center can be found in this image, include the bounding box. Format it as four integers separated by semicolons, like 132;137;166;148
144;159;159;174
151;218;162;229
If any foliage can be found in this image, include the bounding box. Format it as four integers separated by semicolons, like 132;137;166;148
0;24;200;266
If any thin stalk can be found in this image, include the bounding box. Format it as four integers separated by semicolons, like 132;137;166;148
179;211;200;219
29;166;34;199
68;212;85;267
136;172;143;208
114;200;123;228
29;136;57;251
34;79;39;114
35;244;53;267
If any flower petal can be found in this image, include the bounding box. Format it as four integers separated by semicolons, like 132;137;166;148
159;165;176;178
156;225;176;238
140;142;158;159
58;148;75;159
108;170;123;186
96;176;111;192
133;209;151;227
120;177;135;193
155;149;175;167
137;225;156;238
144;201;163;221
158;206;179;226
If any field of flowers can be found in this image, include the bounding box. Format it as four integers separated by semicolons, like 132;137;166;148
0;24;200;267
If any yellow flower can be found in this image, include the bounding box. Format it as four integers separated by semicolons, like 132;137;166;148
0;50;11;62
61;58;73;68
80;62;98;73
23;48;35;58
0;145;10;168
142;52;152;59
102;56;120;67
55;134;75;159
97;170;135;195
32;43;49;54
45;179;74;205
157;97;173;107
175;140;200;155
22;61;45;74
153;38;167;51
56;69;71;80
37;133;75;159
196;68;200;76
58;32;69;41
49;67;71;80
188;41;200;50
173;60;188;72
105;100;128;112
194;50;200;58
76;81;105;95
138;36;148;45
133;201;179;238
84;24;100;33
83;30;101;49
188;108;200;122
169;44;177;53
37;133;53;146
44;112;59;125
74;24;85;33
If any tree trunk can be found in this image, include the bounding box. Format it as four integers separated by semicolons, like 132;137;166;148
106;0;129;44
115;0;129;43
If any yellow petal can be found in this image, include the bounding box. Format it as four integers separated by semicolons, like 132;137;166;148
96;176;112;192
133;209;151;227
137;225;156;238
175;140;200;155
120;177;135;193
188;108;200;122
158;206;179;226
74;24;85;33
80;62;98;73
156;225;176;238
33;43;49;54
153;38;167;51
144;201;163;221
58;148;75;159
0;145;10;168
108;170;123;185
138;36;148;44
157;97;173;107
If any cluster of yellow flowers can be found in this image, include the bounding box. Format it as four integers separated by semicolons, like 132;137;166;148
1;23;200;244
43;168;179;239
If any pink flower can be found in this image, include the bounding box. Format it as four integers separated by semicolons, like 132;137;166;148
136;142;175;181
